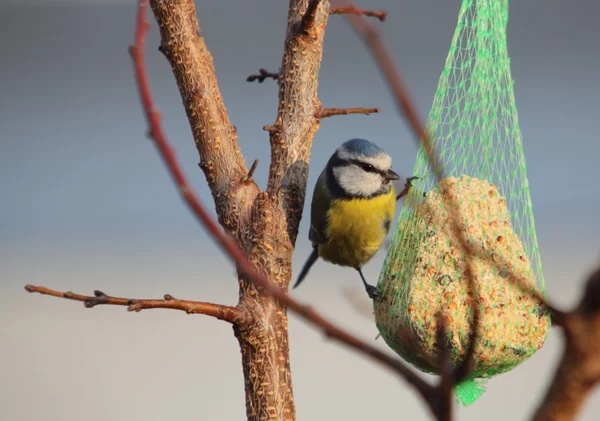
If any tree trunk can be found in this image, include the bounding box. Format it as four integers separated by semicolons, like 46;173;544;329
149;1;330;420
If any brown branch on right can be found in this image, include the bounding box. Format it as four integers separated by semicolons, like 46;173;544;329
317;107;380;118
531;267;600;421
330;5;387;21
246;68;279;83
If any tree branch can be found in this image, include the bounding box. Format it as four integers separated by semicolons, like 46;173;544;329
317;107;380;118
149;0;259;238
531;267;600;421
246;68;279;83
25;285;249;324
263;0;331;256
330;5;387;21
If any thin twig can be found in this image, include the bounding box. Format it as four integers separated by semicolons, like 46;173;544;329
242;159;259;182
24;285;249;324
396;176;419;200
246;68;279;83
330;5;387;21
317;107;380;118
263;125;279;134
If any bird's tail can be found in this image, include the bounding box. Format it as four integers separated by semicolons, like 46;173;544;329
293;247;319;289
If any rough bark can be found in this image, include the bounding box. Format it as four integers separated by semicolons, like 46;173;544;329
236;2;330;419
150;0;260;238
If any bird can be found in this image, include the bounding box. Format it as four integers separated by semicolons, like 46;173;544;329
293;138;411;301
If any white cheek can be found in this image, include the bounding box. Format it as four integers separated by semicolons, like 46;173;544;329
334;166;382;196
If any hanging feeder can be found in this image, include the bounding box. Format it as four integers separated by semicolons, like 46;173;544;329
375;0;549;406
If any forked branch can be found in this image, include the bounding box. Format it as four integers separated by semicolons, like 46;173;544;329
531;267;600;421
25;285;250;325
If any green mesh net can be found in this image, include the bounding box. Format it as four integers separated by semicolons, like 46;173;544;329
375;0;549;406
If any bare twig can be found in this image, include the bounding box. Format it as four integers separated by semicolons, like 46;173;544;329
317;107;380;118
396;175;419;200
24;285;249;324
242;159;259;183
246;68;279;83
263;125;278;134
330;5;387;21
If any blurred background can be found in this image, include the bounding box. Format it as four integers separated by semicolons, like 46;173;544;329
1;0;598;420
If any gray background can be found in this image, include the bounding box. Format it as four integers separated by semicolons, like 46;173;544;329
1;0;598;420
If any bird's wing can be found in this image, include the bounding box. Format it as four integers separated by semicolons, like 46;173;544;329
308;169;331;246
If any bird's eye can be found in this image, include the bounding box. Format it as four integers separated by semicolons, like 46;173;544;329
361;163;375;172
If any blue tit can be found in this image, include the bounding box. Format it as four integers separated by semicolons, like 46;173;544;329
293;138;402;301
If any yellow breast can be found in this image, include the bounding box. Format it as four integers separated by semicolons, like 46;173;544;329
319;187;396;268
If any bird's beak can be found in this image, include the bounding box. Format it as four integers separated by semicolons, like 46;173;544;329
385;169;400;181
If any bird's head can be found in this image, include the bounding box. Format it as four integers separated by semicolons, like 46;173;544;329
327;138;399;198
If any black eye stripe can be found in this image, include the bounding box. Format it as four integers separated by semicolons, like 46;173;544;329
350;159;386;176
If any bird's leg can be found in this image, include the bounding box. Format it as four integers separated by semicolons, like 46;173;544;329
396;176;420;201
357;268;384;301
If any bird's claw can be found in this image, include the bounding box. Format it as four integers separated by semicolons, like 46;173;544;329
366;285;384;302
